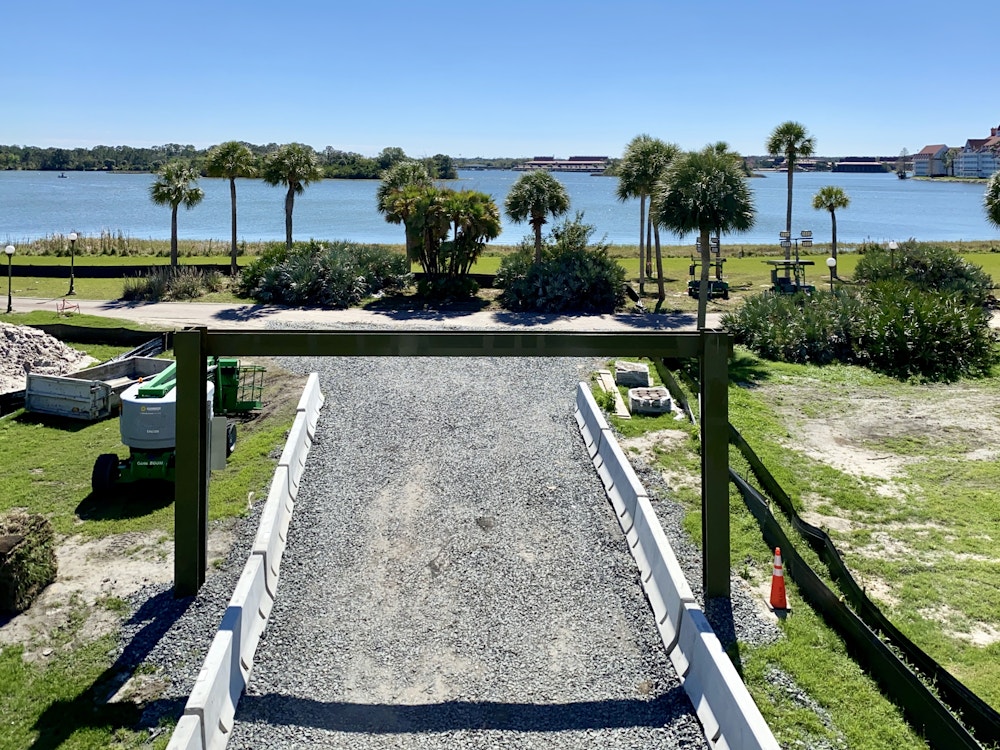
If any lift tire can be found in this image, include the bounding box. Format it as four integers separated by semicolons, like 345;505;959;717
226;422;237;456
92;453;119;495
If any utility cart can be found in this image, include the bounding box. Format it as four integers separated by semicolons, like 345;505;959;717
765;259;816;295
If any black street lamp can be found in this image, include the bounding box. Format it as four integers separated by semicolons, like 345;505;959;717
4;244;14;314
67;232;78;295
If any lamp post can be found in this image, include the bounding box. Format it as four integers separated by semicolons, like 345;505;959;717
826;256;837;294
888;240;898;271
4;245;14;314
67;232;78;295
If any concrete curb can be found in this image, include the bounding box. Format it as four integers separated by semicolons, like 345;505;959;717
575;381;779;750
167;375;323;750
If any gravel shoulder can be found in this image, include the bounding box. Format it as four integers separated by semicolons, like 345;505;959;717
225;355;707;749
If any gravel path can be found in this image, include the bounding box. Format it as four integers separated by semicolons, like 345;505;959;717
225;355;709;749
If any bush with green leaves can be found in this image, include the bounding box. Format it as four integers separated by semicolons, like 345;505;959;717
244;241;409;308
854;240;993;306
852;281;994;380
724;285;996;381
496;214;626;313
121;266;217;301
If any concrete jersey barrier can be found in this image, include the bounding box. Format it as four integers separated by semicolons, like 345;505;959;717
167;375;323;750
575;381;779;750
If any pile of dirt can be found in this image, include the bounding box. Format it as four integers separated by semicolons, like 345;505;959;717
0;322;93;394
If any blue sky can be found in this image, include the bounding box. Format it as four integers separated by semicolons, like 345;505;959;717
4;0;997;158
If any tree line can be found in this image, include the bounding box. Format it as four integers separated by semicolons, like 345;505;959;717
0;142;456;180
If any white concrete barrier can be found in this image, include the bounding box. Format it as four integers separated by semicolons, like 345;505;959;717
574;381;779;750
228;555;272;680
295;373;325;439
574;383;609;460
168;375;323;750
184;630;239;750
166;714;202;750
277;413;309;499
251;465;293;600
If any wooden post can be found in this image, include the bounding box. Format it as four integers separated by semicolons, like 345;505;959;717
174;328;209;597
701;329;730;599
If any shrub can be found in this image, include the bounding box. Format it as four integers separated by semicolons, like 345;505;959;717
237;242;290;297
854;241;993;306
167;267;204;300
121;270;169;301
497;214;626;313
725;286;995;381
248;241;409;308
852;281;995;381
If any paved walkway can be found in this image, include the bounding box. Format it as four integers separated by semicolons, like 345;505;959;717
18;297;718;332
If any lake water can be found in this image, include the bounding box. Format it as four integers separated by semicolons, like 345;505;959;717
1;169;996;248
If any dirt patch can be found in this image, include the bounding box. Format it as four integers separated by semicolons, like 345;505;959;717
0;523;236;663
919;604;1000;647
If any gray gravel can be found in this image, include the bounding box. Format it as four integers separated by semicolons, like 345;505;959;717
116;334;781;748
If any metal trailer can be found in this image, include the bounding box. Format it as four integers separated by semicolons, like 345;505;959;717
24;356;174;421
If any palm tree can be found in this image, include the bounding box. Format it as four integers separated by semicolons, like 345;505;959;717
205;141;258;273
652;148;755;329
262;143;323;249
504;170;570;263
766;121;815;260
376;160;432;260
985;170;1000;230
149;162;204;267
811;186;850;261
616;135;679;295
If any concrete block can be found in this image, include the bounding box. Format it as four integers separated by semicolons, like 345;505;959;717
251;467;291;600
672;606;780;750
228;555;272;680
614;360;650;387
185;630;240;750
575;382;610;459
166;714;203;750
600;436;646;531
277;414;309;498
628;386;672;415
295;373;325;438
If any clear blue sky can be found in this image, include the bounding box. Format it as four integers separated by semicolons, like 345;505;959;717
4;0;997;158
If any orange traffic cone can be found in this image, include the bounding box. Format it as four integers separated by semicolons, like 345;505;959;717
769;547;788;610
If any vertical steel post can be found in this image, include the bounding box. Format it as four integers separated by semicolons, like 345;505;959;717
174;328;209;597
701;330;730;599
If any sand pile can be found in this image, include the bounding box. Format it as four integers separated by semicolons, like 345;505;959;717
0;322;94;394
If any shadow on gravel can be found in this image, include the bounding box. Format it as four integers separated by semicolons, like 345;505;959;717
490;311;700;330
237;691;692;733
28;589;193;750
704;596;744;676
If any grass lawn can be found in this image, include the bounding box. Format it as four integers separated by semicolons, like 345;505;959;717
594;352;1000;748
0;317;301;749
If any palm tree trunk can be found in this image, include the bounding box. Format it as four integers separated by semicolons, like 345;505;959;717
697;227;710;330
645;214;653;278
285;187;295;249
784;159;794;266
653;225;665;312
170;206;179;267
638;194;646;295
533;218;543;264
831;210;838;261
229;178;239;274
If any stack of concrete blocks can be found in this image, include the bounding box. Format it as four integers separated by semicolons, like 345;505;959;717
168;374;325;750
628;387;672;415
574;382;780;750
614;360;651;388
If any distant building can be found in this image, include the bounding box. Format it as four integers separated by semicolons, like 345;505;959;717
515;155;610;172
913;144;949;177
833;158;889;173
952;126;1000;178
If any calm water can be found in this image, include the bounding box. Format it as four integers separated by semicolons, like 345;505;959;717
0;169;995;247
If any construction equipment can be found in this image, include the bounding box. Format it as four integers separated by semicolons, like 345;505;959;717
90;358;264;495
